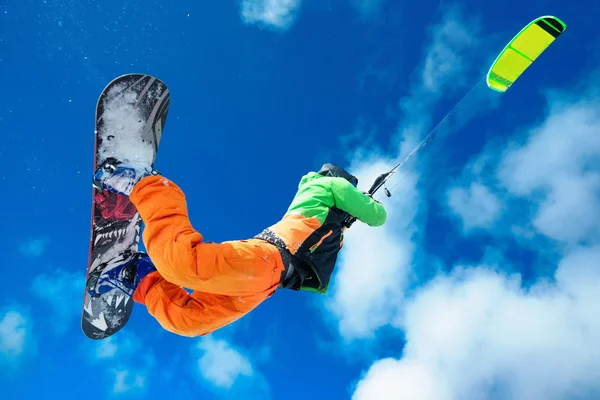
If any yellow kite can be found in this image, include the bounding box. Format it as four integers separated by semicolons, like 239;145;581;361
487;16;567;92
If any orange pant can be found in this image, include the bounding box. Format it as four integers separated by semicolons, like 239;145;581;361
129;176;285;337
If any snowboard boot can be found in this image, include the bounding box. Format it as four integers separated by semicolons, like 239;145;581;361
93;157;159;196
87;252;157;298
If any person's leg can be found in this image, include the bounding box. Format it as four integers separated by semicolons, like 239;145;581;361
130;175;285;296
133;270;277;337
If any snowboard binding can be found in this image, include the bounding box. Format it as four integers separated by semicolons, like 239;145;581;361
92;157;159;196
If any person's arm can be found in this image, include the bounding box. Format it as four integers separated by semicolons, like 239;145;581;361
329;177;387;226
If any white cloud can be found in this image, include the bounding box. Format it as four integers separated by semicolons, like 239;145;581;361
421;9;480;93
353;357;444;400
108;355;154;395
85;330;154;396
111;368;146;394
240;0;301;30
95;337;119;359
349;65;600;400
325;6;485;341
326;156;419;339
31;269;83;334
92;333;140;361
497;99;600;244
447;182;503;231
0;309;31;362
106;351;154;395
447;86;600;244
354;250;600;400
196;335;254;389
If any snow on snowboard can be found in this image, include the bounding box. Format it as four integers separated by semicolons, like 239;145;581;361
81;74;170;340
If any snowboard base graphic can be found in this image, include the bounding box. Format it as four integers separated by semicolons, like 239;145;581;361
81;74;170;340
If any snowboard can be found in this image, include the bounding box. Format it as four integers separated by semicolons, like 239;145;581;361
81;74;170;340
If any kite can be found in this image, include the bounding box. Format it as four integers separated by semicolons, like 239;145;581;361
487;16;567;93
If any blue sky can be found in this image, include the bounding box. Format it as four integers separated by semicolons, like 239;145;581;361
1;0;599;399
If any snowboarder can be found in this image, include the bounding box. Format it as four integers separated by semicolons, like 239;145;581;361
90;161;387;337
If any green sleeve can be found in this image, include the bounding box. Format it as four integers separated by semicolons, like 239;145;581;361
329;177;387;226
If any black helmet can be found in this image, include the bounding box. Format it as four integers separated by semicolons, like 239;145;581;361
317;163;358;187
